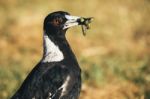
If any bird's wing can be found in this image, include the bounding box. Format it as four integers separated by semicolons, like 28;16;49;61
12;62;77;99
37;63;76;99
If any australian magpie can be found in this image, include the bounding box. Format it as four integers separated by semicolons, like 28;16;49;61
11;11;92;99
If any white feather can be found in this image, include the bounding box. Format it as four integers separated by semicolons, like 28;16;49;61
41;33;64;63
59;75;71;97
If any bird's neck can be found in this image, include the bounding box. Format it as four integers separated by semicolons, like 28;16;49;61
41;32;77;63
41;32;64;63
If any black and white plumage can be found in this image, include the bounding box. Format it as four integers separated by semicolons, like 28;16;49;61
11;11;85;99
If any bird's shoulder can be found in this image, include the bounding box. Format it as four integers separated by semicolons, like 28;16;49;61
28;62;73;84
13;62;79;99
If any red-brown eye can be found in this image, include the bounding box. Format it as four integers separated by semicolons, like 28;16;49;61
51;18;63;26
58;18;63;23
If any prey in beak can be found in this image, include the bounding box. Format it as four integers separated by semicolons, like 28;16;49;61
63;15;93;36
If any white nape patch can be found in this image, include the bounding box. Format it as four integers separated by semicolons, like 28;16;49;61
41;33;64;63
59;75;71;97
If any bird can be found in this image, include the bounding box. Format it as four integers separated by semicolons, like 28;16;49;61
10;11;92;99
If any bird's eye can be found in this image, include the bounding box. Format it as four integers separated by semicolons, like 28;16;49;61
50;17;63;27
57;17;63;23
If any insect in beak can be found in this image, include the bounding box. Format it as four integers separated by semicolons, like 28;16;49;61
64;15;93;36
78;17;93;36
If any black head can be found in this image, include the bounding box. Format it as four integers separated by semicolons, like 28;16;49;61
44;11;93;37
44;11;69;35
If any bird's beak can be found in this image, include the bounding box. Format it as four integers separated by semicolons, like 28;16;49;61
63;15;81;29
63;15;93;30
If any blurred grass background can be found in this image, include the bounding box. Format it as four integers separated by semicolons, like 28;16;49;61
0;0;150;99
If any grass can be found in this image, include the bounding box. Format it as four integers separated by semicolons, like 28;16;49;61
0;0;150;99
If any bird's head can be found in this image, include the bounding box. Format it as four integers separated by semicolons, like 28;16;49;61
44;11;93;36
